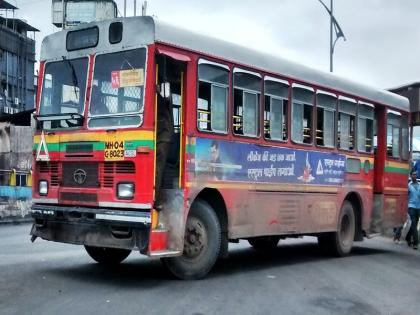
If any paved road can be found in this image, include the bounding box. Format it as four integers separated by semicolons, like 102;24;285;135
0;223;419;315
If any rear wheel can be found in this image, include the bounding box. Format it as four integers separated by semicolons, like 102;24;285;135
318;200;355;256
85;246;131;265
161;199;221;280
248;236;280;250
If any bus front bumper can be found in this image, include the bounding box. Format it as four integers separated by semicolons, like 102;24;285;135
30;204;151;253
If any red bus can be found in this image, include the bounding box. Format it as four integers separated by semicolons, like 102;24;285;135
31;16;410;279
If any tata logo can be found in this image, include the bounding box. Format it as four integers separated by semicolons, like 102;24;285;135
73;169;87;185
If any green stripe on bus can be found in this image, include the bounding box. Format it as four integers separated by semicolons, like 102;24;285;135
185;144;195;154
385;166;409;174
33;140;154;152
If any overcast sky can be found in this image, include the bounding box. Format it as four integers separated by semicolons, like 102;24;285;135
9;0;420;90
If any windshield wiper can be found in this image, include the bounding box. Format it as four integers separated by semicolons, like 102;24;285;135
35;113;84;122
62;56;79;100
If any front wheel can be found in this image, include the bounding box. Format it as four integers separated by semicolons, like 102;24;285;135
161;199;221;280
84;246;131;265
318;201;355;257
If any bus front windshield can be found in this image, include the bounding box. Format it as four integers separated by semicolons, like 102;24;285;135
39;58;88;129
89;48;146;128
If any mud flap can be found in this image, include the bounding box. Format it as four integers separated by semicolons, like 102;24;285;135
371;193;401;236
370;193;383;234
150;189;185;254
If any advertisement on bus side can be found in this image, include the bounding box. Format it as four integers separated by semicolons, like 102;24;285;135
190;138;346;185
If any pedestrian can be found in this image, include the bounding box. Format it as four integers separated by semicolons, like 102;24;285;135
413;159;420;178
406;169;420;249
154;80;174;210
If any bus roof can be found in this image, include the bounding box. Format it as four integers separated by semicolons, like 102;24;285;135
41;16;409;112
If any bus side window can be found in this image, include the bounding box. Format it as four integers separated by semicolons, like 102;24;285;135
197;61;229;133
316;92;336;147
387;111;402;158
264;79;288;141
357;102;374;153
233;70;261;137
338;97;357;150
401;114;409;160
291;85;314;144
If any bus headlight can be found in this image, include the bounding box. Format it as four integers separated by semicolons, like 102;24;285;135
39;180;48;196
117;183;134;199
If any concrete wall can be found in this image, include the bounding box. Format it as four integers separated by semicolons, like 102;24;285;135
0;123;33;221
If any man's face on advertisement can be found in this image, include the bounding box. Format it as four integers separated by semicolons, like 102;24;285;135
211;145;219;162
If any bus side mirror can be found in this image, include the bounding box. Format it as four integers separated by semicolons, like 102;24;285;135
159;82;171;99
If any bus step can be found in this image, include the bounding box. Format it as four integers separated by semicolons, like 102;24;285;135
366;233;382;239
149;250;181;258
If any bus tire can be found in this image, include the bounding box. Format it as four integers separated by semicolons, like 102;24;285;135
84;246;131;265
248;236;280;250
318;200;355;257
161;199;221;280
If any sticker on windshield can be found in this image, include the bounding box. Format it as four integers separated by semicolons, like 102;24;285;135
111;69;144;88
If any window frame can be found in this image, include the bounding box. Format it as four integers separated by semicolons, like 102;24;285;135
66;26;99;52
401;113;409;161
196;59;229;135
386;110;403;159
316;91;337;149
39;56;90;130
87;46;148;130
264;77;289;142
357;101;375;154
291;84;314;145
232;68;261;139
337;96;357;152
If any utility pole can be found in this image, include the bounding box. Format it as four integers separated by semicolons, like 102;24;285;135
124;0;127;17
134;0;136;16
142;1;147;16
61;0;65;29
318;0;346;72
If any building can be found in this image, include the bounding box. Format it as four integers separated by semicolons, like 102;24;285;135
0;109;34;220
0;0;39;117
389;82;420;126
389;82;420;161
52;0;117;29
0;1;38;220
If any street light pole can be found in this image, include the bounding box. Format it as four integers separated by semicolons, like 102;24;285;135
330;0;333;72
318;0;346;72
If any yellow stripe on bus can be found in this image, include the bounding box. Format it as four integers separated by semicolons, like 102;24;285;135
34;130;154;144
346;185;373;190
385;161;409;170
345;155;374;163
384;187;408;192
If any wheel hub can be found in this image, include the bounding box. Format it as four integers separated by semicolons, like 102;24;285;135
340;214;351;246
184;218;207;259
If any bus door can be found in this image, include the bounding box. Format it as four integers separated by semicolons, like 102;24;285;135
372;106;408;234
150;51;189;254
